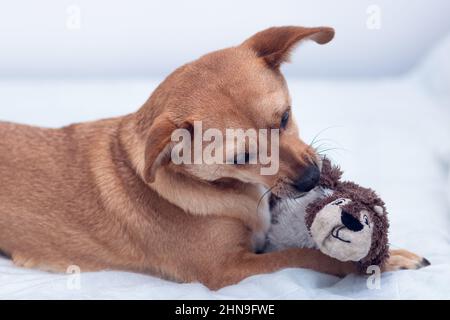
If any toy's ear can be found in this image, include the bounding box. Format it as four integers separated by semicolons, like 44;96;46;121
318;157;343;189
241;26;335;69
373;205;385;216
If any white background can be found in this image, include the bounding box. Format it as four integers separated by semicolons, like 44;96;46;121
0;0;449;78
1;1;450;299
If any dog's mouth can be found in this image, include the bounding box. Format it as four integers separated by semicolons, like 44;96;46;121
331;226;351;243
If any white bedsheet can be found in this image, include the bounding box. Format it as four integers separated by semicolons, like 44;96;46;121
1;55;450;298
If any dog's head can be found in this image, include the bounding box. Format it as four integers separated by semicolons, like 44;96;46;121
137;26;335;199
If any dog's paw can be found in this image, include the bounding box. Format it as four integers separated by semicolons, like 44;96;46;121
383;249;430;272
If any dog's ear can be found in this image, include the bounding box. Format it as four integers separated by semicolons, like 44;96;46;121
242;26;335;69
143;114;178;184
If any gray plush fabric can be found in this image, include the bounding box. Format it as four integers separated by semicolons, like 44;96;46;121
265;187;330;252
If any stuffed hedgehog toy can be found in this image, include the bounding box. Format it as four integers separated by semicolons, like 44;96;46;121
266;158;390;270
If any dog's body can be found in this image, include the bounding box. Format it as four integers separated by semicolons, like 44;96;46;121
0;26;425;289
0;118;272;281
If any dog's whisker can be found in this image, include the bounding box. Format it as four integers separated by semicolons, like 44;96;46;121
310;138;344;150
316;147;349;155
311;139;338;149
313;142;347;153
309;125;343;147
256;185;276;215
294;192;307;199
313;142;332;153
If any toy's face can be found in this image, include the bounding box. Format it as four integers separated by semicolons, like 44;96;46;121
309;198;375;262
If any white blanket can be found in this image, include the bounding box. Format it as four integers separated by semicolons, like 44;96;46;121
1;42;450;299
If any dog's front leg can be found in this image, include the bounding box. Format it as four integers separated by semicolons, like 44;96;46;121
383;249;430;271
204;248;431;290
205;248;357;290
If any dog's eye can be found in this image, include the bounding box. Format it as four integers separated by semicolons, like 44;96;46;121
233;153;250;165
333;199;344;205
363;215;369;226
280;110;290;129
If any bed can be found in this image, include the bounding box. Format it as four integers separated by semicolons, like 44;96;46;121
0;36;449;300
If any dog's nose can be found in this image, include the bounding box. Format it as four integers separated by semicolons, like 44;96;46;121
341;211;364;232
294;165;320;193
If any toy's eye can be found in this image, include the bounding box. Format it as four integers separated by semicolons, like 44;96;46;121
332;199;345;205
363;215;370;226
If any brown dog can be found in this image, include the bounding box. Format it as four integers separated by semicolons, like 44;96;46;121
0;26;424;290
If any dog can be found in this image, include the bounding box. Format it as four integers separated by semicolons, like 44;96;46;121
0;26;426;290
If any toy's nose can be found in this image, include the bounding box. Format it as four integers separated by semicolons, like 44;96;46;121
341;211;364;232
294;165;320;193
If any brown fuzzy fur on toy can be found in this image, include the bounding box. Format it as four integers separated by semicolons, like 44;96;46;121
305;159;390;270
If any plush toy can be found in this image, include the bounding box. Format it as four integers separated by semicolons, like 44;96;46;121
266;158;390;270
